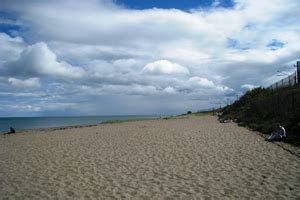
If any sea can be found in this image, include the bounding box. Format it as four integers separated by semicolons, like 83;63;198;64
0;115;160;133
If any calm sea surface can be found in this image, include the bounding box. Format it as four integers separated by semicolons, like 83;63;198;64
0;115;160;133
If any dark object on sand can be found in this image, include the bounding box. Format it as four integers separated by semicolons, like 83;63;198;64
8;127;16;134
233;119;239;123
218;118;232;123
265;125;286;142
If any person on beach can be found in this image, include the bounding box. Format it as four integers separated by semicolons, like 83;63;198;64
278;125;286;138
10;127;15;133
5;127;16;134
265;124;286;142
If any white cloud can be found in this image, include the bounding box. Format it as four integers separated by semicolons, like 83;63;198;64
0;33;25;64
8;77;41;88
0;0;299;115
6;104;41;112
187;77;215;88
41;102;77;111
163;86;176;94
5;42;85;79
76;84;160;96
3;102;77;113
0;91;47;98
241;84;258;91
143;60;190;75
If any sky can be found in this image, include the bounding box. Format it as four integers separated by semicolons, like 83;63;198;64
0;0;299;117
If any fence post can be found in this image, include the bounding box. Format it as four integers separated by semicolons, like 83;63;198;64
289;75;291;86
292;91;295;110
297;61;300;84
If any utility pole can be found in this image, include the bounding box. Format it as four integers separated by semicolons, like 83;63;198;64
297;61;300;84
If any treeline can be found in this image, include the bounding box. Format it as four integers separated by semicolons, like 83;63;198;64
220;85;300;146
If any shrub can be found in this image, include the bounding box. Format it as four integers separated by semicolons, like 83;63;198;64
220;85;300;146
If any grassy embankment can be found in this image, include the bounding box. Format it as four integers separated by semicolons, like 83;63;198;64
102;110;215;124
102;118;154;124
220;85;300;146
102;116;173;124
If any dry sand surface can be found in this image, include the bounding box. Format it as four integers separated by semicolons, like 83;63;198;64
0;115;299;199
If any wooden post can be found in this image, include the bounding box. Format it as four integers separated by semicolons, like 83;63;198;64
292;91;295;110
297;61;300;84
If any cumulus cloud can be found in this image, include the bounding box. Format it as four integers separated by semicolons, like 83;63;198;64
0;91;47;98
0;0;299;115
6;104;42;112
8;77;41;88
41;102;77;111
2;102;77;113
187;77;215;88
5;42;85;79
241;84;259;91
176;76;234;98
163;86;176;94
0;33;25;64
143;60;190;75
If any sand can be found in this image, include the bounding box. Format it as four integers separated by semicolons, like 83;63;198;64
0;115;299;199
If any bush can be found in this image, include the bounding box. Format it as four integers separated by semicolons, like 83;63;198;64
220;85;300;146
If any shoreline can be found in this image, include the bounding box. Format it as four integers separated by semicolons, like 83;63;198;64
0;115;164;135
0;115;181;135
0;123;101;135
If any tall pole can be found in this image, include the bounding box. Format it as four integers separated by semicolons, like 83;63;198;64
297;61;300;84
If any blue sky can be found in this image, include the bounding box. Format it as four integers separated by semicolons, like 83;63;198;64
0;0;299;116
115;0;234;10
267;39;286;51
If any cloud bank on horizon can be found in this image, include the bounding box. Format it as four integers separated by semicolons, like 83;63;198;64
0;0;299;116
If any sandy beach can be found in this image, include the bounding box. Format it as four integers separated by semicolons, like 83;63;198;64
0;115;299;199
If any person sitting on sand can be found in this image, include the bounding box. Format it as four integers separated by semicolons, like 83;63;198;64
278;125;286;139
5;127;16;134
265;124;286;142
10;127;16;133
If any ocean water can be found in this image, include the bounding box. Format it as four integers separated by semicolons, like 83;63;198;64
0;115;159;133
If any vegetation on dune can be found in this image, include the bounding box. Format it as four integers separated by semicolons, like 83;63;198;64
191;110;218;116
102;118;151;124
220;86;300;146
179;109;220;117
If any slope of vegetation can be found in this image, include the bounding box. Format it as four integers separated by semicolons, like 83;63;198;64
220;86;300;146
